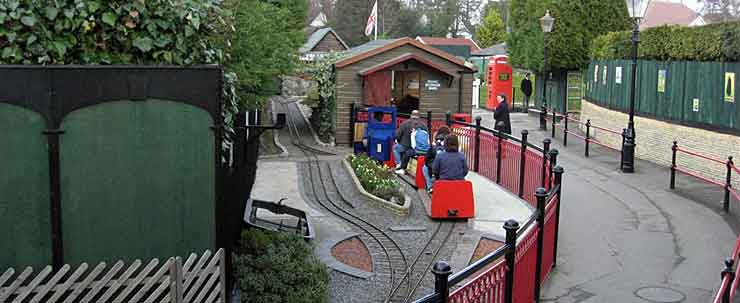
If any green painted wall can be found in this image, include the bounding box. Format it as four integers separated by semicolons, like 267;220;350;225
60;100;215;265
0;104;51;269
586;59;740;132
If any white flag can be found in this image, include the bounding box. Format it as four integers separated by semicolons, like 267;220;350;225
365;1;378;37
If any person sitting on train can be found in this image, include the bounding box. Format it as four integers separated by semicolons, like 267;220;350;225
394;110;427;174
432;134;468;184
423;126;451;193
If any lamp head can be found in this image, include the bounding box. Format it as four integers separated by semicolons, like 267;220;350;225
540;10;555;33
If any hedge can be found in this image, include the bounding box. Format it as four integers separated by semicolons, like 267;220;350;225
0;1;226;65
234;229;328;303
590;22;740;62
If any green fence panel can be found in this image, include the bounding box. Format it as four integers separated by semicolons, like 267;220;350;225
60;100;215;266
721;62;740;130
0;104;51;269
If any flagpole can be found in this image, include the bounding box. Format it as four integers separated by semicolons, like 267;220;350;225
374;15;378;40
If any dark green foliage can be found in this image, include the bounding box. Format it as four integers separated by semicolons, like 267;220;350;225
507;0;630;72
234;229;329;303
477;7;505;48
225;0;307;110
0;1;225;65
591;22;740;62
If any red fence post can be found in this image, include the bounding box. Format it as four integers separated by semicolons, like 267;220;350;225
542;139;551;188
518;130;529;198
722;259;735;303
552;166;564;267
533;188;548;303
725;156;734;213
475;117;482;173
504;219;520;303
670;141;678;189
432;261;452;303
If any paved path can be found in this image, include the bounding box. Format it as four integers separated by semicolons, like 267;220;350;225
473;109;737;302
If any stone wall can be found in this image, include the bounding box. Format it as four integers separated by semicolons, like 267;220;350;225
579;100;740;189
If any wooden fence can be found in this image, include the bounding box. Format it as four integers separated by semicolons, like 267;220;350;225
0;249;225;303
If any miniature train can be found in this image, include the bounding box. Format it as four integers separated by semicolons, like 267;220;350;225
352;106;475;219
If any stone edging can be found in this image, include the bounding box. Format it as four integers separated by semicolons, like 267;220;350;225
316;233;374;279
342;159;411;216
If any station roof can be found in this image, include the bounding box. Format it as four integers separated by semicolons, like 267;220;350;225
336;37;475;72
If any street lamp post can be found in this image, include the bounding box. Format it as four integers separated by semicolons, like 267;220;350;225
539;11;554;131
621;0;650;173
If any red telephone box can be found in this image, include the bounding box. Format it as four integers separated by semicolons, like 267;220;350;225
486;55;513;110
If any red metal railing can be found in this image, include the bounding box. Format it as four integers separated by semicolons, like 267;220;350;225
712;232;740;303
670;142;739;213
513;226;539;303
448;260;507;303
547;111;623;155
541;193;559;280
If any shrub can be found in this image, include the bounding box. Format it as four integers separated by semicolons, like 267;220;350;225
234;229;329;303
348;154;405;204
591;22;740;62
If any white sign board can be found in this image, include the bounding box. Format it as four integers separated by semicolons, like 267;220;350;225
425;80;441;91
615;67;623;84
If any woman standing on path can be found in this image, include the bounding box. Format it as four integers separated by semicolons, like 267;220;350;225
494;94;512;134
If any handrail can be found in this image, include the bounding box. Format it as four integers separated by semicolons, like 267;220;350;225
449;118;546;153
675;146;727;166
448;245;509;286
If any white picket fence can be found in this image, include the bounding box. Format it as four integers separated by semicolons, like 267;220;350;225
0;249;225;303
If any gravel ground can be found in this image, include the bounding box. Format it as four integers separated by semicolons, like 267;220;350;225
274;97;473;303
297;159;469;303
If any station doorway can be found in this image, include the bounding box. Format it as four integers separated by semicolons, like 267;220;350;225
392;70;421;115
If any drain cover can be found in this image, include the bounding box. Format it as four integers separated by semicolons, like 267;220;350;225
634;286;685;303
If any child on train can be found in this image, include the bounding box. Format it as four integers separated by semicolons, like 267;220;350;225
423;126;451;193
432;135;468;187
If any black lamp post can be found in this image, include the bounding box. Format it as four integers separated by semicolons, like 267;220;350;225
539;10;554;129
621;0;649;173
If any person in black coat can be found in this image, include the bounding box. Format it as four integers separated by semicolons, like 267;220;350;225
521;73;533;111
494;94;512;134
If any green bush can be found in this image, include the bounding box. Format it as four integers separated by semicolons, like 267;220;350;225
348;154;405;204
0;1;225;65
234;229;329;303
591;22;740;62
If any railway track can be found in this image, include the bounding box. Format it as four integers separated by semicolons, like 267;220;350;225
279;100;458;303
279;101;409;301
386;221;456;303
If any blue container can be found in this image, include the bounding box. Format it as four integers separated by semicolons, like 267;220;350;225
366;107;396;161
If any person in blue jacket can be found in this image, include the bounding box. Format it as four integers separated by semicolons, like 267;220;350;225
423;126;451;193
432;134;468;184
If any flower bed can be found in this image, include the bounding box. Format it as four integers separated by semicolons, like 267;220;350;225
348;154;405;204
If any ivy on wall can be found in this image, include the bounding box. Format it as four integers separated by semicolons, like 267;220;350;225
303;53;344;142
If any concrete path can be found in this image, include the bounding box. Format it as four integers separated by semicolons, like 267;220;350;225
472;108;737;302
467;172;533;239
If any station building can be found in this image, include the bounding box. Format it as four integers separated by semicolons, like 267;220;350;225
334;37;476;145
